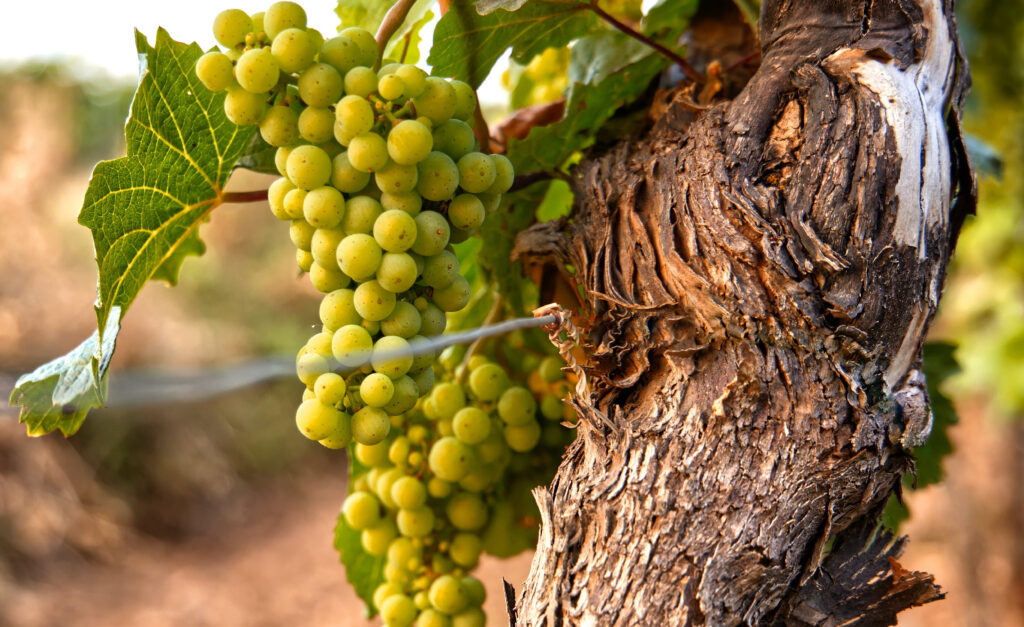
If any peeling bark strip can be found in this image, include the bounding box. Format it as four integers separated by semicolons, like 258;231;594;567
514;1;972;625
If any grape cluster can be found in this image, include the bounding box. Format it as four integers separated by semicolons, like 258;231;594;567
196;3;515;453
342;355;573;626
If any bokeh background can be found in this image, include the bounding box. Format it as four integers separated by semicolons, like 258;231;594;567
1;1;1022;625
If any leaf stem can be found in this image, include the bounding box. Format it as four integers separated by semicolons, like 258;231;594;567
509;170;563;192
222;190;269;203
586;0;701;81
375;0;419;70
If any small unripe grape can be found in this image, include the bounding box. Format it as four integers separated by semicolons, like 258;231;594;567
267;176;294;220
318;416;352;449
336;95;375;135
378;74;405;100
356;440;391;467
360;372;396;408
397;506;434;538
314;372;347;405
451;608;485;627
289;219;315;251
303;186;346;228
264;1;307;39
415;368;436;397
456;152;496;194
413;77;457;124
320;288;360;330
381;594;417;627
418;303;447;336
384;375;420;415
298;63;343;107
311;227;344;270
428;437;475;482
380;302;421;338
296;249;314;272
377;252;418;293
271;27;316;73
355;280;397;321
446;492;488;531
429;575;469;615
449;532;482;568
213;9;253;49
410;211;450;256
337;233;383;281
447;194;485;231
224;88;266;125
372;335;413;378
349;133;390;173
486;154;515;194
431;119;475;161
259;105;299;147
452;407;490;445
373;210;418;253
416;152;459;201
375;162;419;194
391;477;427;510
421;251;458;289
387;120;433;166
498;386;537;426
361;519;397;556
332;152;372;193
344;66;378;98
309;262;350;292
296;352;329;387
298;106;335;144
468;363;508;401
274;146;292;176
417;609;449;627
332;324;374;368
196;51;235;92
505;420;542;452
352;406;391;445
340;26;379;67
477;192;501;213
283;188;307;219
235;48;280;94
286;145;332;190
461;576;486;606
295;398;342;440
321;36;361;73
343;491;382;530
374;582;405;611
433;275;471;312
431;382;466;420
451;80;476;121
539;355;565;382
381;192;423;215
541;394;564;420
396;65;428;98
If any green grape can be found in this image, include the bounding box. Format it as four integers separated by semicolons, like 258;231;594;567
451;80;476;121
408;336;436;373
381;594;417;627
362;519;397;556
418;303;447;336
539;355;564;382
321;36;361;73
298;63;343;107
541;394;563;420
505;420;541;452
372;335;413;377
497;386;536;426
461;576;486;606
297;106;335;144
332;152;372;193
309;262;350;292
413;77;457;124
377;62;401;77
478;192;501;213
264;1;306;39
447;194;485;231
384;375;420;415
428;437;475;482
361;372;396;408
417;609;450;627
296;352;329;387
387;120;433;166
224;88;266;125
408;212;448;257
451;608;485;627
337;233;383;281
421;251;458;289
395;65;428;97
332;323;374;368
431;382;466;420
381;192;422;215
196;51;235;92
449;226;473;245
397;506;434;538
267;176;294;220
286;144;332;190
374;161;418;195
476;421;507;463
334;121;356;147
341;196;383;234
388;437;412;467
340;26;379;67
375;467;404;507
296;249;314;272
344;66;378;98
447;492;488;531
302;330;334;357
378;74;405;101
307;27;324;50
336;95;375;136
289;219;315;251
431;553;455;575
353;406;391;444
372;210;418;253
487;154;515;194
374;582;405;611
349;133;390;173
343;491;383;530
235;48;280;94
303;186;346;228
414;364;435;395
449;532;482;568
425;478;450;500
354;280;397;321
452;407;490;445
431;119;475;161
389;476;426;509
356;440;391;467
433;275;471;312
429;575;469;615
468;363;508;401
271;27;315;73
310;227;344;270
377;253;418;293
456;152;496;194
274;146;292;176
295;398;341;440
213;9;253;49
314;372;347;405
416;152;460;201
380;302;421;338
319;288;360;330
283;188;307;219
318;416;352;449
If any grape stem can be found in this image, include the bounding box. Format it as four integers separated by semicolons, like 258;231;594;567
584;0;701;81
509;170;565;192
375;0;419;70
222;189;269;203
455;294;505;383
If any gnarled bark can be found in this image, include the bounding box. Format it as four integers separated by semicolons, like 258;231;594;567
513;0;974;624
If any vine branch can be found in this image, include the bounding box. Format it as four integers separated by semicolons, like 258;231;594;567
222;189;269;203
375;0;419;69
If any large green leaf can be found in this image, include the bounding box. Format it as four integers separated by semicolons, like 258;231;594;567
383;7;435;64
428;0;596;86
9;29;257;436
335;0;396;32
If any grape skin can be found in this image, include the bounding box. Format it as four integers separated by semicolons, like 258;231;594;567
260;104;300;148
213;9;253;49
235;48;280;94
196;51;235;92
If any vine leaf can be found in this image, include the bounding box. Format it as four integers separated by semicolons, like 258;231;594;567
383;6;435;64
428;0;596;87
8;29;256;436
474;0;529;14
335;448;385;616
335;0;397;32
643;0;700;39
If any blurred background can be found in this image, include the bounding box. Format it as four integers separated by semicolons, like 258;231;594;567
1;0;1021;625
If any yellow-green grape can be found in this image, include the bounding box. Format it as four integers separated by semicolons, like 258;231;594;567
374;582;405;611
387;120;434;166
289;219;315;250
452;407;490;445
352;406;391;445
286;144;332;189
418;303;447;336
451;608;485;627
431;382;466;420
310;227;344;270
468;362;508;401
411;211;451;256
456;152;496;194
298;63;343;107
264;1;306;39
431;553;455;575
267;176;294;220
397;506;434;538
478;192;501;213
362;519;397;555
274;146;292;176
196;51;235;92
224;87;266;125
451;80;476;122
314;372;347;405
332;151;372;193
381;302;421;338
429;575;469;615
541;394;563;420
250;10;265;33
340;26;379;68
388;437;412;467
332;323;374;368
380;594;417;627
378;62;401;77
539;355;564;382
361;372;395;408
298;106;335;144
374;162;419;195
320;288;361;330
321;36;361;73
431;119;476;161
421;251;458;289
428;437;475;482
497;386;536;426
295;398;342;440
344;66;378;98
449;532;483;568
334;120;357;146
373;210;418;253
349;133;390;173
271;27;315;73
303;186;346;228
416;152;460;201
296;351;328;387
476;423;507;464
378;74;405;101
296;249;314;272
371;335;413;377
487;154;515;194
396;65;428;98
384;375;420;415
259;105;299;147
336;95;375;135
283;188;307;219
449;226;473;245
357;440;391;467
413;77;457;124
213;8;253;49
416;609;449;627
427;477;452;499
307;27;324;51
433;275;471;312
337;233;383;281
235;47;279;94
354;280;397;321
343;491;382;530
377;252;418;293
302;330;334;357
318;416;352;449
461;576;486;606
341;196;383;234
374;467;404;507
447;194;485;231
446;492;488;531
309;262;349;292
505;420;541;452
381;192;423;215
